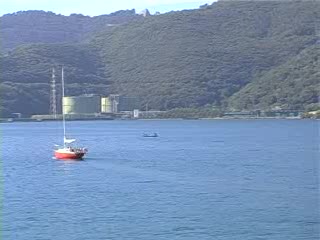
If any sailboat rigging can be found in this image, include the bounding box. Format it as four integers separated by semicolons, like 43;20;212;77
54;67;88;160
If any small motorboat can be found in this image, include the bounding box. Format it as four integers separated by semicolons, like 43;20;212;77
143;133;159;138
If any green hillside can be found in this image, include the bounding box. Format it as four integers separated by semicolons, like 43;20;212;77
228;45;320;111
0;10;142;50
0;44;110;116
91;0;319;110
1;1;319;117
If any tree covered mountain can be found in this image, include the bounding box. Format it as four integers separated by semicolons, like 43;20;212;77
0;0;319;117
0;9;143;51
91;0;319;110
228;45;319;111
0;44;109;116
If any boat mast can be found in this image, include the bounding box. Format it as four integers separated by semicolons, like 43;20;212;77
62;67;66;148
50;68;57;119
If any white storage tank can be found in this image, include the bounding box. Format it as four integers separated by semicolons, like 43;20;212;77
63;95;101;114
101;97;112;113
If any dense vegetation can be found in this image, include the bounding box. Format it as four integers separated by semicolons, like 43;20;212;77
91;0;319;110
0;10;142;50
228;45;320;110
0;44;110;116
0;1;319;117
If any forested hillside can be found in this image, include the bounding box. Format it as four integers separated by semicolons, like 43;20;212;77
0;44;109;116
1;0;319;117
228;45;320;111
0;9;142;50
91;0;319;110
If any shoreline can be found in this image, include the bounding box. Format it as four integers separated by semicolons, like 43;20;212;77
1;116;313;123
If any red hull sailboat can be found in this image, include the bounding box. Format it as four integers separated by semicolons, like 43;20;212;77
55;147;87;159
54;67;88;160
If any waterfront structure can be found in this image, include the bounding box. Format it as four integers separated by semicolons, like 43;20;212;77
109;94;120;113
223;111;259;118
133;109;140;118
102;95;140;113
223;109;302;118
101;97;113;113
118;96;139;112
63;94;101;114
260;109;302;118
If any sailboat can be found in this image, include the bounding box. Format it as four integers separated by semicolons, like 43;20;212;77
54;67;88;160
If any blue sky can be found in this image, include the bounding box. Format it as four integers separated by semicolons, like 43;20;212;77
1;0;215;16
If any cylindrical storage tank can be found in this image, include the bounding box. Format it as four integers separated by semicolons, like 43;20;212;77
63;95;101;114
101;97;112;113
118;96;139;112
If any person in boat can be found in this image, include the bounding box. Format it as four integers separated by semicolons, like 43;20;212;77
67;146;74;152
143;133;158;137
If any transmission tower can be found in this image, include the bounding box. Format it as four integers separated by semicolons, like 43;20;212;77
50;68;57;119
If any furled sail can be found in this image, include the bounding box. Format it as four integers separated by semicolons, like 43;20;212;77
64;137;76;144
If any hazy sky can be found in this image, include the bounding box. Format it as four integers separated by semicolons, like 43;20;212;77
1;0;215;16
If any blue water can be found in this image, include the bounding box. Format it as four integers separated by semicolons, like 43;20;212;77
2;120;319;240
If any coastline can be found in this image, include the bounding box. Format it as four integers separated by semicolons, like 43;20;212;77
1;116;314;123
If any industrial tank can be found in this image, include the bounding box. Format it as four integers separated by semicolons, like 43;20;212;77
63;95;101;114
101;97;112;113
118;96;139;112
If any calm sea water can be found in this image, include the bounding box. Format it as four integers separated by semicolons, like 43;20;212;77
2;120;319;240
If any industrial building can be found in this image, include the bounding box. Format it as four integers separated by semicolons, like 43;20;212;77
101;95;120;113
46;68;140;120
63;94;101;114
101;97;113;113
101;95;140;113
118;96;140;112
60;94;140;117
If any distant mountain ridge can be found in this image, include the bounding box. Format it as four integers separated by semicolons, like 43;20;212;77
0;1;319;117
0;9;144;50
91;0;319;110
